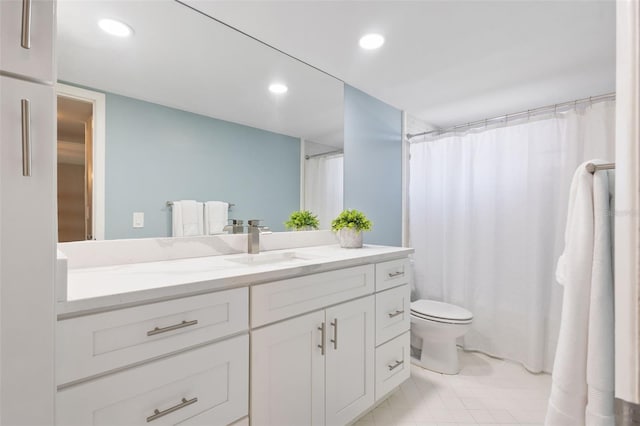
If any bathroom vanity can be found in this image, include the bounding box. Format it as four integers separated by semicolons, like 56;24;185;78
55;233;413;425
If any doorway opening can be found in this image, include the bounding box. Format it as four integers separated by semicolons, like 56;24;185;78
57;96;93;241
56;84;106;241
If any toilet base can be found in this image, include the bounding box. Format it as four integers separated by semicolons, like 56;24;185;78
410;334;460;375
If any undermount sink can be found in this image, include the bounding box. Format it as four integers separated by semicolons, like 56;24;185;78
225;251;317;266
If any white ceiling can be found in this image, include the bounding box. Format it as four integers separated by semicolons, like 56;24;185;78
58;0;616;142
56;0;344;147
185;0;616;131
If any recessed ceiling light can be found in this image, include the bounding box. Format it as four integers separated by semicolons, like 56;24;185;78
359;33;385;50
98;18;133;38
269;83;288;94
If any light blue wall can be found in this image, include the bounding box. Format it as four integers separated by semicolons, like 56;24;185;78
104;93;300;239
344;85;402;246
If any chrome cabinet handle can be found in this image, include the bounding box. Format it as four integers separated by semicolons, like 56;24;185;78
388;271;404;278
147;319;198;336
388;309;405;318
330;319;338;350
317;322;326;355
21;99;31;177
21;0;32;49
388;360;404;371
146;397;197;422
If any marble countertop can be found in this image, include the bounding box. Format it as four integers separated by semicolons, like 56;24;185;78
58;244;413;318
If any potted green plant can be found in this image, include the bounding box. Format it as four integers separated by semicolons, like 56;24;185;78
331;209;372;248
284;210;319;231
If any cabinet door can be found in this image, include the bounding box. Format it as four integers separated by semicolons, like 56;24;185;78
0;0;55;82
325;296;375;426
251;310;325;426
0;76;55;424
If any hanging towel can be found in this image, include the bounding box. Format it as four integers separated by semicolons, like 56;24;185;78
545;161;614;426
204;201;229;235
585;170;615;426
171;200;204;237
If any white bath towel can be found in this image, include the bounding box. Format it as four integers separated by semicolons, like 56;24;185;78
204;201;228;235
585;170;615;426
545;161;614;426
171;200;204;237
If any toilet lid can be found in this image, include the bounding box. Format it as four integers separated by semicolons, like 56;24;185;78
411;300;473;322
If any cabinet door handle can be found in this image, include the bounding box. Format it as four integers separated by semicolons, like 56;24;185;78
20;99;31;177
330;318;338;350
147;319;198;336
388;360;404;371
21;0;32;49
388;270;404;278
146;397;197;422
317;322;326;355
388;309;405;318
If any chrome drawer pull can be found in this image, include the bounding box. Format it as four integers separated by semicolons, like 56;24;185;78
388;309;405;318
146;397;197;422
21;99;31;176
330;318;338;350
21;0;32;49
147;319;198;336
388;360;404;371
317;322;326;355
388;271;404;278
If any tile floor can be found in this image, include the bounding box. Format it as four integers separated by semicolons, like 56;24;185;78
355;350;551;426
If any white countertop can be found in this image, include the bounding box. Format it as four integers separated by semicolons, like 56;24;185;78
58;244;413;318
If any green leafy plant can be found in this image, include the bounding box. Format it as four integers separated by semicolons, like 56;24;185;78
331;209;372;232
284;210;319;231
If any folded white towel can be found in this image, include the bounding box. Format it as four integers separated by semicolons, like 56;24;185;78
204;201;229;235
546;161;614;426
171;200;204;237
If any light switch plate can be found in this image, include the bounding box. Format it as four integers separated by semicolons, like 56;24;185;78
133;212;144;228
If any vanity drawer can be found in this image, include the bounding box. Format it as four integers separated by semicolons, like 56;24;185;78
57;287;248;385
376;284;410;346
57;334;249;426
375;331;411;401
375;258;411;291
251;265;374;327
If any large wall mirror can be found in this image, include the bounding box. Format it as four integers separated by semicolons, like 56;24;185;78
56;0;344;241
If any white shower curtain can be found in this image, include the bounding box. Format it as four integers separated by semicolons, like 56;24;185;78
304;154;343;229
409;102;615;373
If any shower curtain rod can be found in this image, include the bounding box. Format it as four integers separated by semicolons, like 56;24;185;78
305;149;343;160
407;92;616;141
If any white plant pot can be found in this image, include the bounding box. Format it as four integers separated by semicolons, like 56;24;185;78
338;228;363;248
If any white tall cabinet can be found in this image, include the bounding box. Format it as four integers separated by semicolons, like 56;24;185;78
0;0;57;424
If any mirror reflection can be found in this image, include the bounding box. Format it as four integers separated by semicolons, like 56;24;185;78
56;0;344;241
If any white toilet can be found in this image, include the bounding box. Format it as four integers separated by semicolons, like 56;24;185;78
410;300;473;374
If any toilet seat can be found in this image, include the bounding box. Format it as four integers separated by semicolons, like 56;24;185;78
411;300;473;324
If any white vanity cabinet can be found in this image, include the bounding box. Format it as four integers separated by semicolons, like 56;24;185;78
251;296;375;426
56;288;250;426
250;258;411;426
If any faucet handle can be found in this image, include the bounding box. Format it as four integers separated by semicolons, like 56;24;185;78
248;219;263;226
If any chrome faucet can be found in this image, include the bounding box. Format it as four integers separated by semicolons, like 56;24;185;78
247;219;272;254
223;219;244;234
